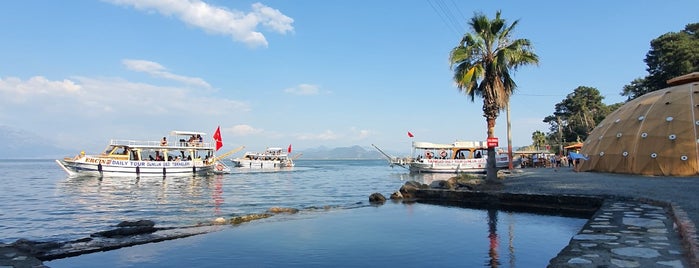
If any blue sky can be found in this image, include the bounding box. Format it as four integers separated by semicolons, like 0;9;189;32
1;1;697;154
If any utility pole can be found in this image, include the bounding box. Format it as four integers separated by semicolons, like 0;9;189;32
507;103;513;169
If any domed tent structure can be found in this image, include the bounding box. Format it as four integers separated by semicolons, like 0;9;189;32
577;72;699;176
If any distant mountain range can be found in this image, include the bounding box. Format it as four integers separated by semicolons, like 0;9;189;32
0;125;393;160
0;125;71;159
297;145;385;160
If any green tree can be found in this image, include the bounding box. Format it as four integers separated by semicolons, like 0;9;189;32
622;23;699;100
449;11;539;182
531;130;546;150
544;86;617;143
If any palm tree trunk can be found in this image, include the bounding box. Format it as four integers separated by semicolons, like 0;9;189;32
486;118;497;183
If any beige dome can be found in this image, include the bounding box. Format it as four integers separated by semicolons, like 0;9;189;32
577;72;699;176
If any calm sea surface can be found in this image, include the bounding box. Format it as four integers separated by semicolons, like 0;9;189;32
1;159;587;267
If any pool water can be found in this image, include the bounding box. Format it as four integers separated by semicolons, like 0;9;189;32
46;202;587;267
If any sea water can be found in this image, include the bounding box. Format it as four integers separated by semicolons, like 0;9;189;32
0;159;587;267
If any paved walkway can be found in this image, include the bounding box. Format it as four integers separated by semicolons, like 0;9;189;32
502;167;698;267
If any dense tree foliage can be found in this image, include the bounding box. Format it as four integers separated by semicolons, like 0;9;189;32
544;86;618;144
621;23;699;100
531;130;546;149
449;11;538;181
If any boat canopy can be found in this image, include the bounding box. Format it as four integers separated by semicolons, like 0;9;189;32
170;130;207;136
412;141;487;149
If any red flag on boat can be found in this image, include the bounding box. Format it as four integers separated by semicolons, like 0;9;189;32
287;144;292;153
213;126;223;151
407;131;414;138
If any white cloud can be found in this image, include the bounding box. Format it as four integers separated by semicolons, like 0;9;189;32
284;84;320;95
0;74;250;149
0;76;82;103
106;0;294;48
297;130;339;141
228;124;263;136
355;129;371;139
123;59;211;88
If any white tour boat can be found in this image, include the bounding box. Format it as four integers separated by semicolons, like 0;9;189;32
56;130;223;177
376;141;513;174
231;147;295;169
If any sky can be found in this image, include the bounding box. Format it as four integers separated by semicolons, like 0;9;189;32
1;1;697;155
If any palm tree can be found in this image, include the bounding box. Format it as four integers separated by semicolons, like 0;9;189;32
449;11;539;182
532;130;546;150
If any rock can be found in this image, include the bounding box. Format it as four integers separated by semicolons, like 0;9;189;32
390;191;403;200
12;239;63;255
117;220;155;228
399;181;427;198
230;213;273;225
91;226;157;238
369;193;386;203
268;207;300;214
429;179;456;189
213;217;227;225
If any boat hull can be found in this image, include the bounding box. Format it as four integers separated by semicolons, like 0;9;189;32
231;159;294;169
408;158;510;174
56;158;214;177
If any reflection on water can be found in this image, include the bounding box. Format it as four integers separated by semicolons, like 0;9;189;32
488;208;499;267
47;203;587;268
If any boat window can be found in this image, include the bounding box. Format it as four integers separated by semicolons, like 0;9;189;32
455;149;471;159
104;145;117;155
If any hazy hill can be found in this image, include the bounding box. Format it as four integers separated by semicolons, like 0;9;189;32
0;125;71;159
0;126;392;160
298;145;384;160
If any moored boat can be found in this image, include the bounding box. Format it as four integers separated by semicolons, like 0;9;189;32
231;147;296;169
56;130;222;177
376;141;514;174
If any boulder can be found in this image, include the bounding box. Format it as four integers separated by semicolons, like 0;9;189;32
400;181;427;198
429;179;456;189
213;217;227;225
390;191;403;200
369;192;386;203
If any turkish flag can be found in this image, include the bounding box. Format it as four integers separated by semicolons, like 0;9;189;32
407;131;414;138
287;144;292;153
213;126;223;151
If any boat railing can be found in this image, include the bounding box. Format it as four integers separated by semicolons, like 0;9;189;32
110;139;215;149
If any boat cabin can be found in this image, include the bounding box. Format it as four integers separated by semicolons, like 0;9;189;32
98;131;216;162
413;141;491;160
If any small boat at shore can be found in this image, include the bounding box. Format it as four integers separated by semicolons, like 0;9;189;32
374;141;515;174
56;130;223;177
231;147;296;169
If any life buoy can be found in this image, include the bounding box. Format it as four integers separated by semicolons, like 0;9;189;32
440;150;447;158
425;151;433;159
216;163;224;171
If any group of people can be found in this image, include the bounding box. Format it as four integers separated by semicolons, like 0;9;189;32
160;135;204;147
520;154;573;168
421;149;485;160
